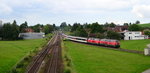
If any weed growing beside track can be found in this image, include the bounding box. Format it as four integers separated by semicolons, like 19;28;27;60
62;40;75;73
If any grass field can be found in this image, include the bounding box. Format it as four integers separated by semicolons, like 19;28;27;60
0;39;46;73
64;41;150;73
121;39;150;51
139;23;150;28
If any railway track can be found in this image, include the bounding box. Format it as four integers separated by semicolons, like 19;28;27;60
26;32;63;73
44;34;63;73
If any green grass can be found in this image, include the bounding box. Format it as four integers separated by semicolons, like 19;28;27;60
121;39;150;51
139;23;150;28
0;39;46;73
64;41;150;73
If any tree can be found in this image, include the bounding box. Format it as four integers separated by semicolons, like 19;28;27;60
72;25;87;37
11;20;19;40
31;24;43;32
144;29;150;37
104;22;109;27
71;23;81;32
84;24;92;38
128;24;142;31
96;33;105;39
2;20;20;40
90;22;103;33
109;22;116;27
135;20;140;24
123;23;129;26
60;22;71;31
20;21;28;32
53;24;56;30
2;23;12;40
60;22;67;28
104;22;116;27
106;31;121;40
0;25;2;38
0;29;2;38
129;22;132;25
44;24;54;34
68;24;71;27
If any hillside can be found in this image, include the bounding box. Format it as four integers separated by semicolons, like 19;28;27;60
139;23;150;28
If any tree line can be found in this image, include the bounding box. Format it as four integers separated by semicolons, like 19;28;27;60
0;20;56;40
0;20;149;40
60;22;121;40
60;21;150;40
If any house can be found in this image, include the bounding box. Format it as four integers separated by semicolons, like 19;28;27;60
24;28;34;32
105;25;128;32
122;31;148;40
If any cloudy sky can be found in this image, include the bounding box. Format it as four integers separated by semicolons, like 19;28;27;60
0;0;150;26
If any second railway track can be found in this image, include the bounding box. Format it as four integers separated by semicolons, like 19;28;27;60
44;34;63;73
26;32;63;73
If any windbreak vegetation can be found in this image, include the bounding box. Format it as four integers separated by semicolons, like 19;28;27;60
60;20;149;40
0;20;56;40
60;22;121;40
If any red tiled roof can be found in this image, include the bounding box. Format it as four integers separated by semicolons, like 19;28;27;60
24;28;34;32
105;26;128;32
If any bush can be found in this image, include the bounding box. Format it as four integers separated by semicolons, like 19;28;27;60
64;67;71;73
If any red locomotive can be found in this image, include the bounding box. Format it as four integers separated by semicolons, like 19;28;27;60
87;38;120;48
62;34;120;48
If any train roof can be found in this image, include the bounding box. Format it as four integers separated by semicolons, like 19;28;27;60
68;36;87;39
63;34;119;41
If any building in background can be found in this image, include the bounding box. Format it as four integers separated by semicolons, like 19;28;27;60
19;27;45;39
105;25;128;32
24;28;34;33
122;31;148;40
19;33;45;39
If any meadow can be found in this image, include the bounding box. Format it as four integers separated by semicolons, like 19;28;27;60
139;23;150;28
121;39;150;51
0;39;46;73
64;41;150;73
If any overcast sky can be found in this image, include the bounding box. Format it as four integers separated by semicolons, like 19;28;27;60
0;0;150;26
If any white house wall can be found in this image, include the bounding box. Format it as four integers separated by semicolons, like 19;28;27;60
124;31;147;40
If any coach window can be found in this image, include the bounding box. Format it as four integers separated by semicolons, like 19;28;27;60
135;32;139;34
129;32;132;34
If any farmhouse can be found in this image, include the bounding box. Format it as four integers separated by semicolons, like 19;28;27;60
19;28;45;39
24;28;34;32
105;25;128;32
122;31;148;40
